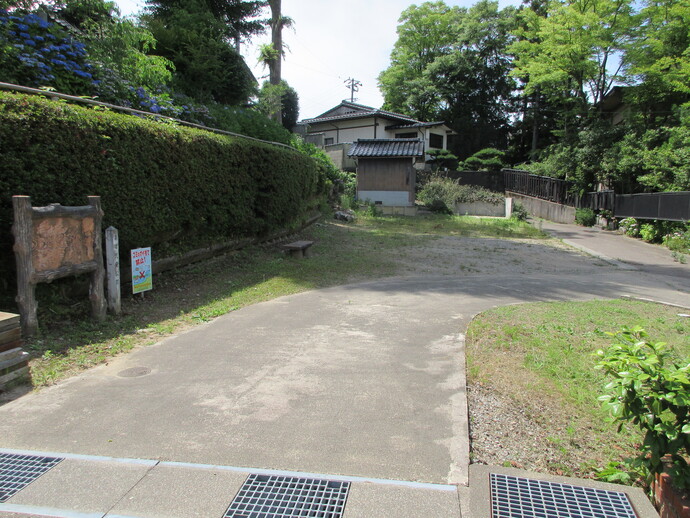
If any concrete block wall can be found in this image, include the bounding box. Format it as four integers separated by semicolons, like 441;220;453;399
0;312;29;390
507;192;576;224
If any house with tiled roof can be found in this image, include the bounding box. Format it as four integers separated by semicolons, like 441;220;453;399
296;101;455;171
347;139;424;208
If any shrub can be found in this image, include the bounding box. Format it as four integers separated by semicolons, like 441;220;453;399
511;201;528;221
427;149;459;171
0;92;324;287
575;208;596;227
663;225;690;254
0;10;96;94
463;148;505;172
418;178;455;213
619;217;640;237
639;223;659;243
418;176;504;213
596;327;690;490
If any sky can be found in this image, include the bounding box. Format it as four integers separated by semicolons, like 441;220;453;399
115;0;518;120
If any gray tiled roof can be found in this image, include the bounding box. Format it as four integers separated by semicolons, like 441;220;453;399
301;102;419;125
385;121;445;130
348;139;424;158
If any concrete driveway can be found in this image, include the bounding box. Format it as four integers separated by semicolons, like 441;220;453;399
2;220;689;517
1;271;688;490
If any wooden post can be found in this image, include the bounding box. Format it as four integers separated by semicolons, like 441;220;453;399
12;196;38;337
88;196;106;322
105;226;121;315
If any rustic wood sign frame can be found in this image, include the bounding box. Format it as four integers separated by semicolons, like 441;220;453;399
12;195;106;336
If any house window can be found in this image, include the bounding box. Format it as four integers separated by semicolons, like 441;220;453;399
429;133;444;149
395;132;417;139
324;137;334;145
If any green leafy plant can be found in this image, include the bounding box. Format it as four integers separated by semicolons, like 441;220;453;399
418;176;504;213
640;223;659;243
575;208;596;227
511;201;528;221
463;148;506;172
663;225;690;254
671;251;688;264
596;326;690;489
0;10;96;94
427;149;459;172
595;460;647;486
619;217;640;237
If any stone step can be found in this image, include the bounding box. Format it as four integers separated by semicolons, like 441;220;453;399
0;327;21;347
0;312;20;333
0;365;29;387
0;348;30;377
0;338;23;354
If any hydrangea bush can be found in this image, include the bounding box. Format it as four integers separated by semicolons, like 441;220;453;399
0;10;96;94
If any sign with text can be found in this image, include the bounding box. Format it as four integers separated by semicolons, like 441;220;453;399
131;247;152;294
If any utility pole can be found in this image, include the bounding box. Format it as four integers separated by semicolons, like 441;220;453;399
344;78;361;102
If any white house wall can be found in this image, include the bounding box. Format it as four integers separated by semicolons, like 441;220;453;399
358;190;413;207
307;118;452;156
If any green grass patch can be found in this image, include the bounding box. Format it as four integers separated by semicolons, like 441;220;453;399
466;299;690;476
21;213;545;387
356;213;545;239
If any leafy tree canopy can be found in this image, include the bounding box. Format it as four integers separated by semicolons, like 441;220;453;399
144;0;256;104
379;0;518;158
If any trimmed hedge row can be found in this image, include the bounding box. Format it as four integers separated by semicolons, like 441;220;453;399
0;92;324;291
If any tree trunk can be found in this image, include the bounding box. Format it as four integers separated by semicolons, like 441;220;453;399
268;0;282;124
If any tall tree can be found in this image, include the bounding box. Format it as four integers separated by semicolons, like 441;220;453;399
428;0;518;157
260;0;291;123
145;0;256;104
378;1;462;120
379;0;518;158
146;0;265;44
509;0;635;115
624;0;690;110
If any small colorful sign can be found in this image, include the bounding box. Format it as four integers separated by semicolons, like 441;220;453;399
131;247;152;294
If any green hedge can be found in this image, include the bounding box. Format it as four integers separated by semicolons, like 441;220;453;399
0;92;323;293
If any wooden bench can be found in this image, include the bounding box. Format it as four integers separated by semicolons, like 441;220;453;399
282;240;314;258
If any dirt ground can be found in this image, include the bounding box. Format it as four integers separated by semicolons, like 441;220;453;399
391;235;612;277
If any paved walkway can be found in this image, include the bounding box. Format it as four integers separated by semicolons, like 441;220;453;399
536;220;690;291
1;224;688;517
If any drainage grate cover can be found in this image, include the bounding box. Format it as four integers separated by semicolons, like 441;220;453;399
224;474;350;518
490;473;638;518
0;452;64;502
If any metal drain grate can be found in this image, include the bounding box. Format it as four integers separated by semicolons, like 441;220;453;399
0;452;64;502
490;473;638;518
224;474;350;518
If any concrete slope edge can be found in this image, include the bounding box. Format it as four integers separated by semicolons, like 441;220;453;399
0;447;455;492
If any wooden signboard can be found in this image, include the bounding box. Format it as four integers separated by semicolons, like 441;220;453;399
12;195;106;337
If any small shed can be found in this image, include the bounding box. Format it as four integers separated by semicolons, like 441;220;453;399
348;139;424;207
